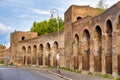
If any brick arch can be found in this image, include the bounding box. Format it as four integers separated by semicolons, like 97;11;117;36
104;18;113;32
38;44;43;65
93;25;102;72
27;46;32;65
116;15;120;31
32;45;37;65
105;19;112;74
22;46;26;65
72;34;79;70
53;41;58;50
28;46;31;51
81;29;90;71
46;43;51;51
22;46;26;51
39;44;43;52
53;41;58;67
45;42;51;66
74;34;79;44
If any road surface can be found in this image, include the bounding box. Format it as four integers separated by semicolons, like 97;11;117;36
0;66;64;80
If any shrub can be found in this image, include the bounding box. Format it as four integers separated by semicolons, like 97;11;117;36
88;72;93;75
0;60;4;64
76;70;81;73
101;74;111;78
116;77;120;80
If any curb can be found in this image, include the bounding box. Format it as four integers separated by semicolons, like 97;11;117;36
20;67;72;80
48;70;72;80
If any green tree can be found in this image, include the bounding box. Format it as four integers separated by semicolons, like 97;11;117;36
48;18;58;33
30;17;64;36
96;0;108;9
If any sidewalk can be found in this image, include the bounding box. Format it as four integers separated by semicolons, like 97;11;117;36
21;66;112;80
47;68;111;80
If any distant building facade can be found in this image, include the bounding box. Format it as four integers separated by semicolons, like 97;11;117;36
0;45;6;62
7;1;120;77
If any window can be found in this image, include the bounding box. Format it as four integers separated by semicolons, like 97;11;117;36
77;17;82;20
21;36;25;40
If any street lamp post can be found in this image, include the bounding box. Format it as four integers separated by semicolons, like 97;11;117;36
50;9;59;40
50;9;60;74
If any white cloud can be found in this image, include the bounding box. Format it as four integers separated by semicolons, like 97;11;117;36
32;8;50;15
5;42;10;49
58;8;66;12
16;15;35;19
69;0;119;8
0;22;13;34
106;0;119;8
0;22;13;48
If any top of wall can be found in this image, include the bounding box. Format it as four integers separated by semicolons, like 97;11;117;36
64;4;101;23
0;45;6;51
18;30;64;43
11;31;37;35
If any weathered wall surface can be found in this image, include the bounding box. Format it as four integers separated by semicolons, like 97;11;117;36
8;1;120;77
12;31;65;67
64;1;120;77
0;45;6;61
10;31;37;63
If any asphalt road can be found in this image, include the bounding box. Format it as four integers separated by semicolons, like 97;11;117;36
0;66;64;80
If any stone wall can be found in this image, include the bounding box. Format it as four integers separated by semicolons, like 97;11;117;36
64;1;120;77
0;45;6;61
12;31;65;67
8;1;120;78
10;31;37;64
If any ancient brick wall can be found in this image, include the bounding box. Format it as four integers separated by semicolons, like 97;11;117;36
10;31;37;64
0;45;6;61
8;1;120;77
64;1;120;77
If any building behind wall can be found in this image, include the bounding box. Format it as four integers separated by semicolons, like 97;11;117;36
7;1;120;77
0;45;6;63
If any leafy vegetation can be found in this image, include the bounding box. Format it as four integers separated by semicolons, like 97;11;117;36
0;60;4;64
116;77;120;80
101;74;111;78
96;8;105;15
95;0;107;15
30;17;64;36
60;67;74;72
96;0;108;9
88;72;93;75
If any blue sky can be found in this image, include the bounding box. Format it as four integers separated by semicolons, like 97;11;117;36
0;0;119;48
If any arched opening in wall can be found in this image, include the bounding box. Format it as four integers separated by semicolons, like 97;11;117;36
45;43;51;66
94;26;102;72
21;36;25;41
73;34;79;70
82;29;90;71
53;41;58;67
39;44;43;65
22;46;26;65
116;15;120;31
27;46;31;65
77;16;82;21
33;45;37;65
105;20;112;74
